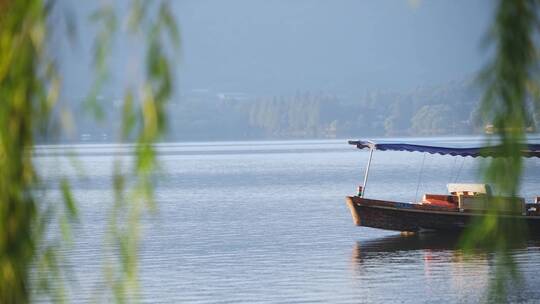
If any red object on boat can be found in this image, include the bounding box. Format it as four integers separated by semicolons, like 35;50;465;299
357;186;363;197
422;194;457;210
423;199;456;209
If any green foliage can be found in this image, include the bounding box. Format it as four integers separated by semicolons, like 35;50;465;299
0;0;178;302
0;0;54;302
461;0;539;301
88;1;180;302
87;4;116;121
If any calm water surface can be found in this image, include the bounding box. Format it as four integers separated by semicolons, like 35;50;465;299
36;137;540;303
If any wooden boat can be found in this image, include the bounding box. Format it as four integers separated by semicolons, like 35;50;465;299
346;140;540;233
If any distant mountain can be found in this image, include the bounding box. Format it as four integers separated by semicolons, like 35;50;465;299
43;79;539;143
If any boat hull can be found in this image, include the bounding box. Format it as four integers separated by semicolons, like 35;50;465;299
346;196;540;233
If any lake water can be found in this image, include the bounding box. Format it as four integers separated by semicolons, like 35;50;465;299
35;137;540;303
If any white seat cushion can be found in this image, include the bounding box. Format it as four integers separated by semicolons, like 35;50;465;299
447;183;491;195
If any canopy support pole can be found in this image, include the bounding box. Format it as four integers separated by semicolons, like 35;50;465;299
362;148;374;197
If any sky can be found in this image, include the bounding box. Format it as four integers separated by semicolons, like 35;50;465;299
60;0;494;99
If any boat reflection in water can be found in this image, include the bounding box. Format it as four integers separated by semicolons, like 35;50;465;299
350;233;540;303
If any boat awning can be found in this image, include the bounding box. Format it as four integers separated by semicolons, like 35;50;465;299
348;140;540;158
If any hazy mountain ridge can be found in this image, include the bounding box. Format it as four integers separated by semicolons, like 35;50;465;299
46;79;540;143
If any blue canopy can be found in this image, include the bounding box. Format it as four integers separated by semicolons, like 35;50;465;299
348;140;540;158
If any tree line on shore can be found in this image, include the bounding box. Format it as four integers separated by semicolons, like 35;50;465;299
50;79;540;143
